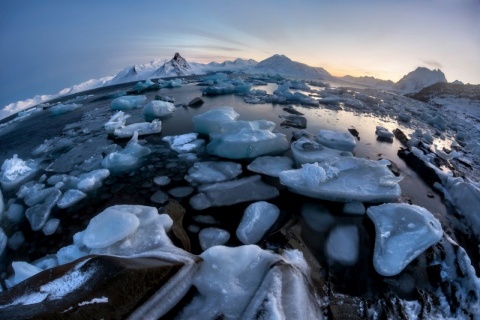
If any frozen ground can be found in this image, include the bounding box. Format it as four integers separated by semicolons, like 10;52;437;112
0;74;479;318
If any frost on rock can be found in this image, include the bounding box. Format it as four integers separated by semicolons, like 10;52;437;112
207;128;289;160
326;225;359;266
102;132;150;173
113;119;162;138
192;107;239;135
366;203;443;276
111;95;147;110
279;158;401;203
143;100;176;120
185;161;242;185
247;156;294;177
162;133;205;154
1;154;38;191
236;201;280;244
189;175;279;210
291;137;353;165
77;169;110;192
57;189;87;209
316;129;356;152
198;227;230;251
104;111;131;135
177;245;322;319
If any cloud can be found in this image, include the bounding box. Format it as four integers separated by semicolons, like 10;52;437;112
421;59;443;69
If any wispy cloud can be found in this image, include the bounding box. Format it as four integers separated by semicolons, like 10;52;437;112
421;59;443;69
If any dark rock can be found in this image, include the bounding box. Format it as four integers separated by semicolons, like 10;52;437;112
187;97;204;107
282;106;304;115
398;149;442;186
348;128;360;140
165;199;191;252
393;128;409;146
280;115;307;129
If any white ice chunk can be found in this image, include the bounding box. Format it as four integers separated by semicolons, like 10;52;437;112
42;218;60;236
150;190;169;204
291;137;352;165
326;225;359;266
113;119;161;138
445;181;480;239
168;186;194;198
49;103;81;115
216;119;276;135
247;156;294;177
77;169;110;192
25;189;61;231
301;202;335;232
111;95;147;110
207;128;289;159
343;202;366;215
56;243;89;266
24;187;59;207
162;133;205;154
82;207;140;249
143;100;176;119
316;129;356;152
192;107;239;135
8;261;42;287
153;175;171;186
104;111;131;135
279;158;401;203
236;201;280;244
57;189;87;209
199;227;230;251
375;126;394;141
1;154;38;191
5;203;24;223
185;161;242;184
190;175;279;209
367;203;443;276
102;132;150;173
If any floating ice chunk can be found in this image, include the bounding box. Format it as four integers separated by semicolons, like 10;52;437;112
236;201;280;244
43;218;60;236
199;227;230;251
445;181;480;239
367;203;443;276
316;130;356;152
291;137;352;165
150;190;169;204
102;132;150;173
47;174;80;190
143;100;176;120
247;156;294;177
131;79;159;93
192;107;239;135
113;119;162;138
0;228;7;256
77;169;110;192
217;120;276;135
8;262;42;287
153;175;171;186
301;202;335;232
56;242;89;265
202;79;251;96
207;128;290;159
24;187;59;207
111;95;147;110
1;154;38;191
190;175;279;210
185;161;242;184
82;207;140;249
168;186;194;198
6;203;24;223
57;189;87;209
104;111;131;135
273;83;319;106
25;189;61;231
161;78;182;88
343;202;366;215
162;133;203;154
279;158;401;203
8;231;25;250
49;103;81;115
375;126;394;141
326;225;359;266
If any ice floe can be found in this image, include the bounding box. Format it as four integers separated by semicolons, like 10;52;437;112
113;119;162;138
110;95;147;110
162;133;205;154
101;132;150;173
1;155;38;191
326;225;359;266
291;137;353;165
185;161;242;185
247;156;294;177
192;107;239;135
316;129;356;152
198;227;230;251
143;100;176;120
236;201;280;244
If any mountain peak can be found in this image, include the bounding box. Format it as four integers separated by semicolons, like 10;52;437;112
254;54;331;80
395;67;447;93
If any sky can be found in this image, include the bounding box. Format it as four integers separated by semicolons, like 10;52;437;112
0;0;479;111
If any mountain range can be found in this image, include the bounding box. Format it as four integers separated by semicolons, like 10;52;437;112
0;52;457;120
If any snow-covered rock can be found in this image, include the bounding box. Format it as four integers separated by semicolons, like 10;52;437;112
366;203;443;276
279;158;402;203
395;67;447;94
236;201;280;244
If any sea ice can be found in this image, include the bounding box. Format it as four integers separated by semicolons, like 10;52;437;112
192;107;239;135
1;155;38;191
326;225;359;266
110;95;147;110
445;181;480;239
49;103;81;115
150;190;168;204
375;126;394;141
7;262;42;287
216;119;276;135
153;175;171;186
168;186;194;198
198;227;230;251
301;202;335;232
236;201;280;244
207;128;290;159
279;158;402;203
102;132;151;173
343;202;366;215
366;203;443;276
316;130;356;152
25;189;61;231
76;169;110;192
143;100;176;120
113;119;162;138
160;79;182;88
202;79;252;96
5;203;24;223
185;161;242;184
104;111;131;135
246;156;294;177
162;133;205;154
189;175;279;210
291;137;353;165
57;189;87;209
7;231;25;250
42;218;60;236
0;228;6;256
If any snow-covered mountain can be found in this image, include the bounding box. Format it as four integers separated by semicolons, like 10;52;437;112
205;58;258;72
340;75;395;89
152;52;204;78
250;54;332;80
394;67;447;94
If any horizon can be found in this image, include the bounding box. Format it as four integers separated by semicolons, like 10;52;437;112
0;0;479;110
